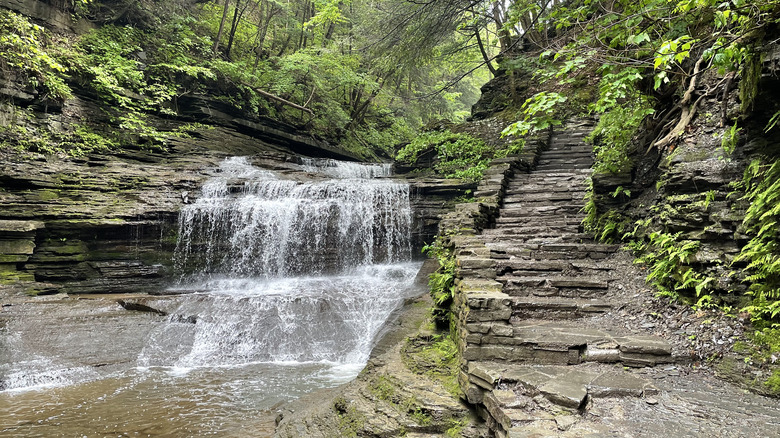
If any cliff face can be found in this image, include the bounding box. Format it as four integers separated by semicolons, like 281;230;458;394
587;53;780;311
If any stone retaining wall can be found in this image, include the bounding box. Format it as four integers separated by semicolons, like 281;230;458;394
432;131;551;408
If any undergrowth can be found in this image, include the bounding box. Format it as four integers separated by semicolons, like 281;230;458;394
396;130;493;181
402;334;460;397
422;235;457;329
733;158;780;324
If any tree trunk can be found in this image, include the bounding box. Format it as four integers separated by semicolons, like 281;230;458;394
474;25;496;76
213;0;231;55
225;0;242;60
492;1;512;53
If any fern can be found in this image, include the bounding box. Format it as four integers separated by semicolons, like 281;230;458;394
734;158;780;323
637;231;716;302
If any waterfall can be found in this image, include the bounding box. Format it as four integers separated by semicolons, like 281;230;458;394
173;157;412;278
141;156;419;370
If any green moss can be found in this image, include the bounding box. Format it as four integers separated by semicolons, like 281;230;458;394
369;375;397;401
721;328;780;396
333;396;364;438
0;255;29;263
34;189;61;201
445;419;468;437
0;270;34;284
766;369;780;392
401;335;461;397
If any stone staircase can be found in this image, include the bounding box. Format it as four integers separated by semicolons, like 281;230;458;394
450;120;677;437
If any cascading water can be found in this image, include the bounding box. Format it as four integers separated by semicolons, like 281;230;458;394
173;156;411;278
145;156;419;370
0;156;422;436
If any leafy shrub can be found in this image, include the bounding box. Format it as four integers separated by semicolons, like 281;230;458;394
0;10;71;100
587;67;654;175
636;231;716;306
422;236;457;329
396;130;492;181
501;91;567;137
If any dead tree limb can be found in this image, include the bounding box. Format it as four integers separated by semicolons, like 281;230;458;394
249;85;315;116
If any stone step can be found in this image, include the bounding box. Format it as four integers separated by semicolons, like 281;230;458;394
494;216;584;226
542;149;592;157
537;158;594;167
467;362;658;415
501;200;585;210
511;296;611;319
483;234;591;246
499;275;609;296
482;228;586;239
483;225;581;237
499;204;584;217
502;192;585;204
548;137;589;145
536;163;592;171
504;186;585;195
461;324;674;367
488;245;613;259
511;170;590;179
544;146;591;152
495;259;611;277
501;242;620;253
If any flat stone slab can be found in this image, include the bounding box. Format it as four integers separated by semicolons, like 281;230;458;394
457;278;504;293
470;323;674;366
539;378;588;409
511;297;611;318
467;363;658;412
0;220;45;233
502;276;609;289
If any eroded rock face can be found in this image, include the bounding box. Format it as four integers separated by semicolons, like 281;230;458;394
0;106;390;294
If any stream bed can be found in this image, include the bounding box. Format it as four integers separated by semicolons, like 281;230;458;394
0;157;421;436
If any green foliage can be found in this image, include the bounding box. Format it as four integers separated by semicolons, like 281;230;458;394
733;159;780;324
64;125;119;156
739;52;762;113
0;10;71;100
744;328;780;388
60;22;216;149
333;396;364;438
368;374;433;426
587;67;654;176
402;334;460;397
396;130;492;181
721;122;741;158
501;91;567;138
637;231;715;306
423;236;457;314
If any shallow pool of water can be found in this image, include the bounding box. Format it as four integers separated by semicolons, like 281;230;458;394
0;263;423;437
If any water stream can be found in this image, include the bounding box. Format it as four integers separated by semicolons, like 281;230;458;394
0;156;422;436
